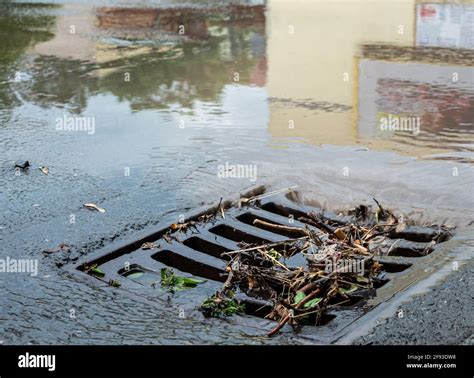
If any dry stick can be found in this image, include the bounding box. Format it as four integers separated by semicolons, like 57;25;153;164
299;216;335;235
257;248;290;271
221;267;234;296
253;219;311;237
222;236;309;256
241;186;298;204
352;242;369;253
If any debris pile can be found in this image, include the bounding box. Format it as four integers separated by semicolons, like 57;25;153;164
200;198;451;336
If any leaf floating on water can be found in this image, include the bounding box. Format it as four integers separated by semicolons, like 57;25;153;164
15;160;30;170
83;203;106;213
39;166;49;175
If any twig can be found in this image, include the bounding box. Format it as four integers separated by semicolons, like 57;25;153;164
222;236;309;256
240;186;298;205
253;219;310;237
257;248;290;271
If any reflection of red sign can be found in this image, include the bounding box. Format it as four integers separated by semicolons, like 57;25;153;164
420;5;436;17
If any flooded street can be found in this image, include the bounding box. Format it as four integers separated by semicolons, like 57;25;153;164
0;0;473;344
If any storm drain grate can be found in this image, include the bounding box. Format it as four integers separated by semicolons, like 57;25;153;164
69;187;453;342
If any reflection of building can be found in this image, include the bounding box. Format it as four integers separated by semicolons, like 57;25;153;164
357;47;474;140
96;5;266;40
266;0;474;159
96;8;210;39
266;0;415;145
33;4;97;62
355;3;474;154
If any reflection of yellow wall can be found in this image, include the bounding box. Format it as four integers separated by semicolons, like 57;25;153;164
267;0;416;145
33;5;97;61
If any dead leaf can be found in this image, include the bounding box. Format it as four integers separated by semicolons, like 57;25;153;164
141;242;158;250
334;228;346;240
83;203;106;213
39;166;49;175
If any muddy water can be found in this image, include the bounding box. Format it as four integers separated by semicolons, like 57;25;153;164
0;0;473;344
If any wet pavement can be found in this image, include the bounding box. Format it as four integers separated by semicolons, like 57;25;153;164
355;258;474;345
0;0;473;344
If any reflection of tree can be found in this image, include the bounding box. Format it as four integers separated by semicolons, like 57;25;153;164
24;55;97;114
1;3;266;114
19;27;263;113
0;2;56;109
98;33;260;112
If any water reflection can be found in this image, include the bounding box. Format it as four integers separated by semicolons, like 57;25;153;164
2;3;266;114
1;0;472;162
266;0;474;160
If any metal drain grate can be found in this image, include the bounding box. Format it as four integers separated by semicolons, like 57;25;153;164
69;187;453;343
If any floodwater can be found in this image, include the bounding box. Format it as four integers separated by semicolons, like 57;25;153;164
0;0;473;344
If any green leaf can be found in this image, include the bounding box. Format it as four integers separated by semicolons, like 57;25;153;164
338;285;358;294
181;277;205;287
90;267;105;277
303;297;322;309
293;291;306;305
268;248;282;259
201;295;245;318
160;268;204;290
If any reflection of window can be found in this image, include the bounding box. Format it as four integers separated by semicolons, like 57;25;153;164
416;3;474;49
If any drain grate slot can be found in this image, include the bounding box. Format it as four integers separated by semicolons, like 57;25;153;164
241;300;273;318
261;202;309;220
209;224;270;244
182;237;230;260
373;278;390;288
151;250;226;282
388;226;451;243
388;244;429;258
334;295;365;307
236;212;306;238
378;261;412;273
